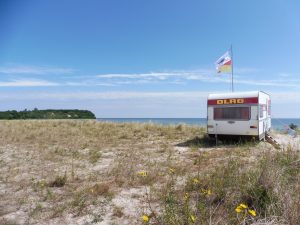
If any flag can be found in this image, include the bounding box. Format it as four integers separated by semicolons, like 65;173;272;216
215;51;232;73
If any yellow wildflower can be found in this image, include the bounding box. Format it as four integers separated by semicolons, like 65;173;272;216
137;171;148;177
200;188;211;196
184;192;189;200
239;203;248;209
235;207;242;213
169;168;175;174
190;215;196;223
206;189;212;196
248;209;257;217
192;178;200;184
235;203;248;213
142;215;149;222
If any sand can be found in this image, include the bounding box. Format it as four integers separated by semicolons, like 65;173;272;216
0;120;298;225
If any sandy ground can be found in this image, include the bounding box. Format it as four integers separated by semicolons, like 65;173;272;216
0;144;145;225
273;133;300;149
0;121;298;225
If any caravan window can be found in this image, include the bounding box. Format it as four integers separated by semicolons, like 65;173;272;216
214;107;250;120
259;105;264;118
259;104;266;118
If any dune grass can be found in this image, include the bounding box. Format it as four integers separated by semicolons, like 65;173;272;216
0;120;299;225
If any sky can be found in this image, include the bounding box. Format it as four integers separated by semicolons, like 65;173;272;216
1;0;300;118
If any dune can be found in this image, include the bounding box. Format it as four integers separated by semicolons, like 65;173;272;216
0;120;299;225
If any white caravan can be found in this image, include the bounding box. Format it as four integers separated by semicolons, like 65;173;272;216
207;91;271;140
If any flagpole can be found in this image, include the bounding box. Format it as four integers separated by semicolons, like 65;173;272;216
231;45;234;92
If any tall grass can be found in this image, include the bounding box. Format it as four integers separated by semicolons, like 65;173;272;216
0;120;299;225
142;148;300;225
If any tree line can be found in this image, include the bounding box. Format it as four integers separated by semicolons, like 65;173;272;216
0;109;96;120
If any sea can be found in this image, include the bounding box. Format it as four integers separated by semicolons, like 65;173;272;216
97;118;300;131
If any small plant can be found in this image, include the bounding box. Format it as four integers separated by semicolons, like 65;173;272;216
289;123;298;130
137;171;148;177
51;204;67;218
48;173;67;187
43;188;54;201
70;191;88;215
30;203;43;216
32;179;47;192
3;222;19;225
91;213;103;223
175;124;184;131
112;206;124;218
89;182;110;196
89;149;102;164
235;203;257;223
136;170;156;186
142;214;149;223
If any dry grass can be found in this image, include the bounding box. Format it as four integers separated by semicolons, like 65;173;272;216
0;120;299;225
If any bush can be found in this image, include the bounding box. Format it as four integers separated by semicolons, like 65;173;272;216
289;123;298;130
48;174;67;187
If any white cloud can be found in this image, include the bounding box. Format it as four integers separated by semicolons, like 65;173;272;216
97;70;213;80
96;68;260;81
0;79;115;87
0;79;59;87
97;73;171;81
96;70;300;88
278;73;291;78
65;81;116;86
235;79;300;88
0;65;74;75
1;65;299;89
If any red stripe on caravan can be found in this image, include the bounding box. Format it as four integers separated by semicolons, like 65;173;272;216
207;97;258;105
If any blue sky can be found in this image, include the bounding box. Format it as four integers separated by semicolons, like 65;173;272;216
1;0;300;117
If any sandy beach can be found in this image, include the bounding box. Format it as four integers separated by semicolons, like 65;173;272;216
0;120;299;225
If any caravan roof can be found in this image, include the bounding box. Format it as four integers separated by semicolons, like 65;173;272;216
208;91;268;100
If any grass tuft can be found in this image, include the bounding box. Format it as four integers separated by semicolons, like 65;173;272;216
48;173;67;187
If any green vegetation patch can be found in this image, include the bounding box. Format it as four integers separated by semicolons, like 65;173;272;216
0;109;96;120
